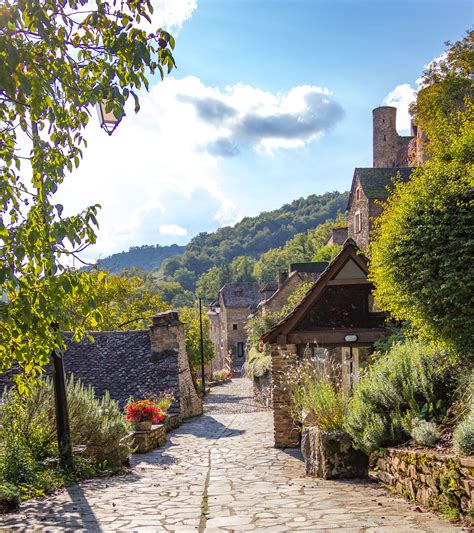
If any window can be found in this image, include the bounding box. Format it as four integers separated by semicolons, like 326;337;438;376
356;187;361;201
233;289;243;297
383;134;387;141
354;211;361;233
232;323;238;330
237;342;245;358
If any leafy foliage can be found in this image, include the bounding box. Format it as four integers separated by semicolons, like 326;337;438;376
179;307;215;371
453;408;474;455
408;418;440;447
345;340;458;455
94;244;185;274
253;213;346;282
369;33;474;353
287;357;348;431
0;0;176;385
0;377;131;500
242;346;272;379
65;270;170;330
158;192;348;289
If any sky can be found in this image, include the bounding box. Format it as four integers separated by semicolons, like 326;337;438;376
54;0;472;262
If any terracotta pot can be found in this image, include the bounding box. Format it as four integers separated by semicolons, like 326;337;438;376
135;420;153;431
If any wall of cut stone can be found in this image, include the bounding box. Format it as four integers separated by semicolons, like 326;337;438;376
375;448;473;518
150;311;202;420
348;175;370;251
271;343;300;448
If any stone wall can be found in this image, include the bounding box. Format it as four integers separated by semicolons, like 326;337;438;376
271;343;300;448
375;448;474;518
150;311;203;420
253;372;272;408
132;424;166;453
347;175;371;251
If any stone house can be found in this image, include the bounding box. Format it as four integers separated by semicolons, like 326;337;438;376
261;240;387;448
347;105;419;250
347;167;413;250
207;282;262;372
0;311;203;421
324;227;348;246
258;262;327;316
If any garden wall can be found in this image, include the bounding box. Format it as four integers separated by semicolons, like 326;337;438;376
375;448;473;518
253;373;272;408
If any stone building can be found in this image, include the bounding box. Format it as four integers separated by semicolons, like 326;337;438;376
348;106;417;250
261;240;387;448
324;226;348;246
0;311;203;421
258;262;327;316
208;282;262;372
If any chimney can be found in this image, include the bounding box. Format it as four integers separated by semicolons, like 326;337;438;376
278;270;289;289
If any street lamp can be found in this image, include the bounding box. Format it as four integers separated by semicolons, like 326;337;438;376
96;100;124;136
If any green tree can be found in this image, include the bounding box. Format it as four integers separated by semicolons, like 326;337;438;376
229;256;256;283
369;32;474;353
312;243;342;262
0;0;176;386
64;270;170;330
179;307;214;371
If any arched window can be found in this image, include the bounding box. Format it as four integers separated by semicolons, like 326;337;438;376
354;211;361;233
356;187;361;201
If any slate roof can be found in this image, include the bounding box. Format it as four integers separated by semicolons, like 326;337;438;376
354;167;413;199
0;330;181;413
220;282;262;308
260;281;278;294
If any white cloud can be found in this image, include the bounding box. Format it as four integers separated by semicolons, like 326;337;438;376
382;83;416;133
147;0;197;31
383;52;447;134
53;76;342;261
160;224;188;236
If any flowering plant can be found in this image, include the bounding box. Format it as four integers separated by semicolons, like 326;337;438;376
124;399;166;424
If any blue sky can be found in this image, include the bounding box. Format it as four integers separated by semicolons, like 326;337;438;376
58;0;472;261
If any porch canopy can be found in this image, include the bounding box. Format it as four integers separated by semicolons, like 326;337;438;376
261;238;387;348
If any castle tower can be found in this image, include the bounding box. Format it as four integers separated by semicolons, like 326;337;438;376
373;106;398;168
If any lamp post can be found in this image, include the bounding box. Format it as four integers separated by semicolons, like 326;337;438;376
199;298;206;396
344;334;358;390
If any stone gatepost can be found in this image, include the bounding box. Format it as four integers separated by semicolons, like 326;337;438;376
271;343;300;448
150;311;203;419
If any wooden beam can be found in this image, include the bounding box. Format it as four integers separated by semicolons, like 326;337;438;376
287;328;387;345
326;279;372;286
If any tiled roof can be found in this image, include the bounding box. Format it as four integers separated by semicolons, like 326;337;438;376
0;330;181;413
220;282;261;308
355;167;413;199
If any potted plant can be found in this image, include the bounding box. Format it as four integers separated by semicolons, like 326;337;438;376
287;358;368;479
124;399;166;431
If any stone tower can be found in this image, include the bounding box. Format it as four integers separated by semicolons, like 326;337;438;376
373;106;398;168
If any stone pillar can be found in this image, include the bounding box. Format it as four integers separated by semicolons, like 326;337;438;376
271;343;300;448
150;311;203;420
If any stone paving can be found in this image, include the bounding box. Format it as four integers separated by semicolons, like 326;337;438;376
0;378;466;532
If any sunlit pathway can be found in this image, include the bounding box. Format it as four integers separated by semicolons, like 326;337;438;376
0;379;464;532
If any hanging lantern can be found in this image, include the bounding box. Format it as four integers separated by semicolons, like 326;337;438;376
96;100;124;136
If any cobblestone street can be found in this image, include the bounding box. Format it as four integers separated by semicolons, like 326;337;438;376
0;379;465;532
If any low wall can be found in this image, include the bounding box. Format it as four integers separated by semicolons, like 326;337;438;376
132;424;167;453
375;448;474;518
253;373;272;408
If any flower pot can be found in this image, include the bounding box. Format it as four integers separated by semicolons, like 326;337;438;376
135;420;153;431
301;426;368;479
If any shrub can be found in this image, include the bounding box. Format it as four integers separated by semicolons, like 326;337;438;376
287;358;348;432
213;370;231;383
345;340;458;455
409;418;440;447
0;482;20;511
243;346;272;379
453;408;474;455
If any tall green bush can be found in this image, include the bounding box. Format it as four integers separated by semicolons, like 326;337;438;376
0;377;132;499
345;340;458;454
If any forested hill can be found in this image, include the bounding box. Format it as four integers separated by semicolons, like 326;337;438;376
92;190;348;284
158;190;349;288
94;244;185;273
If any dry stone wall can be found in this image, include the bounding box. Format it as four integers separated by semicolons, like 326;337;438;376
375;448;473;518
